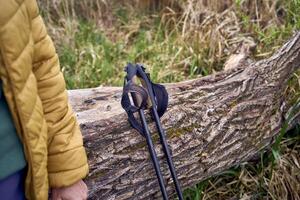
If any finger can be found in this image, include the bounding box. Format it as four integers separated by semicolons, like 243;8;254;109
78;185;88;200
79;180;88;196
82;183;88;195
77;182;85;196
83;190;88;200
83;182;88;191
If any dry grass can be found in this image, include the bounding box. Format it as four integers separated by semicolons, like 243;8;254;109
38;0;296;81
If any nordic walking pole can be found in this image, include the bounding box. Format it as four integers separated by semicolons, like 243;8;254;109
138;109;168;200
136;65;184;200
124;72;169;199
122;63;183;199
151;107;184;200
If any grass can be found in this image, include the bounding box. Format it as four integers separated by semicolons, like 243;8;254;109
39;0;300;199
57;19;186;89
43;0;300;89
59;22;126;88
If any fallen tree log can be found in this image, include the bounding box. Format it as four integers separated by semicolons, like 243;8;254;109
68;32;300;200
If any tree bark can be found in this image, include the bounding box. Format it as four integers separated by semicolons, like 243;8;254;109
68;32;300;200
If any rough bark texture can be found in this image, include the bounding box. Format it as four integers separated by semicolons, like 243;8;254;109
68;32;300;200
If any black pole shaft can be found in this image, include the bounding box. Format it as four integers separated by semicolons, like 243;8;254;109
151;107;184;200
139;109;169;200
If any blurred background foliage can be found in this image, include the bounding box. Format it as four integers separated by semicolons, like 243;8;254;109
38;0;300;199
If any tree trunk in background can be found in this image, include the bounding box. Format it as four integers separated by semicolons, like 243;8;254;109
68;32;300;199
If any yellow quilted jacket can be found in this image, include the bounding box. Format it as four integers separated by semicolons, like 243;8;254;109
0;0;89;199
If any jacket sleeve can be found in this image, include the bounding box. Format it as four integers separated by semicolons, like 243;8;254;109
29;1;89;188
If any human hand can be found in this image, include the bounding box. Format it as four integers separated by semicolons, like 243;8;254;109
51;179;88;200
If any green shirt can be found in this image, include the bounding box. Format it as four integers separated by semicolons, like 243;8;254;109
0;80;26;180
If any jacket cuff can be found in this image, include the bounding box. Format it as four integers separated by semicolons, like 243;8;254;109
48;163;89;188
48;147;89;187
